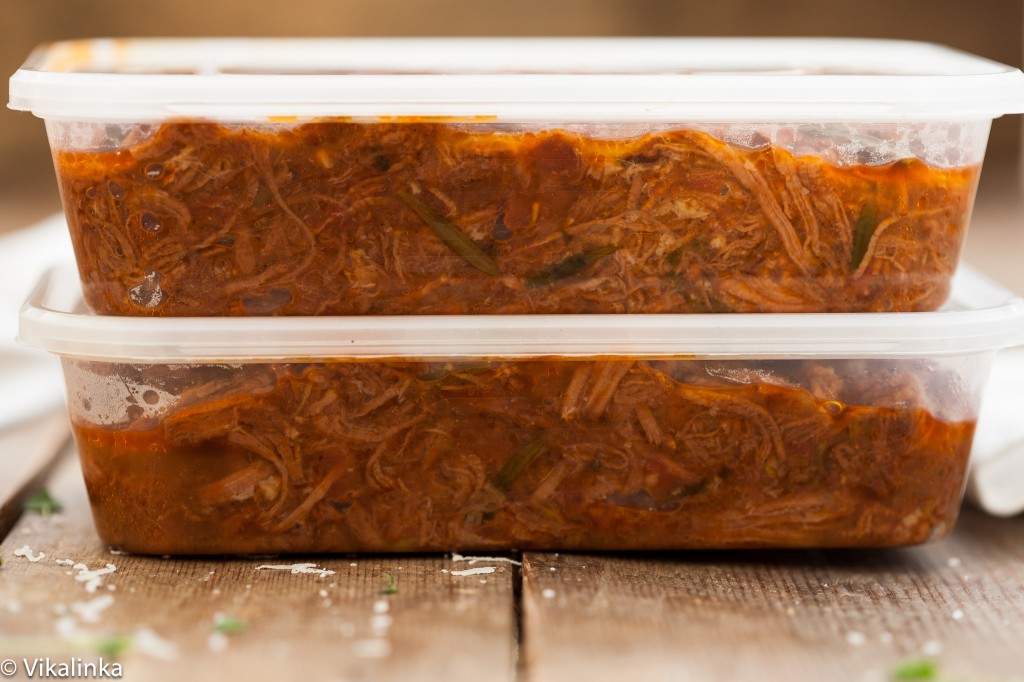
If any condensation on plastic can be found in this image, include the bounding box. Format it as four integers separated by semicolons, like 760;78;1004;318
41;118;994;169
59;353;991;433
11;37;1024;168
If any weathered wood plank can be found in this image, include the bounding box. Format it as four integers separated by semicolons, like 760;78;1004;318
521;512;1024;682
0;410;69;539
0;450;517;682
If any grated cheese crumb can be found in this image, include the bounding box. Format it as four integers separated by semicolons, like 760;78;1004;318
207;630;229;654
450;567;496;577
451;553;522;566
54;558;75;566
947;557;962;568
72;562;117;593
14;545;45;562
542;589;556;599
255;563;336;577
55;616;77;638
846;631;866;646
952;609;965;621
922;640;943;656
134;627;181;661
70;594;114;623
6;601;22;614
373;600;390;614
370;614;393;636
352;638;391;659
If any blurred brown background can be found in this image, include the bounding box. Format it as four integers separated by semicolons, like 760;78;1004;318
3;0;1024;239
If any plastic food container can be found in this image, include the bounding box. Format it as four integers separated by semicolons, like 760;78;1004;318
9;38;1024;316
20;266;1024;554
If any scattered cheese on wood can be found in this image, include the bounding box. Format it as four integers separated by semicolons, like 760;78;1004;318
370;614;393;636
55;615;77;638
450;567;497;577
352;639;391;659
542;589;556;599
373;600;390;614
255;563;335;577
13;545;45;562
134;627;181;661
70;594;115;623
451;553;522;566
72;562;117;593
207;631;229;654
54;558;75;566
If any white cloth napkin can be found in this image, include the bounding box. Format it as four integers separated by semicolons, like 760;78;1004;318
0;213;76;430
969;347;1024;516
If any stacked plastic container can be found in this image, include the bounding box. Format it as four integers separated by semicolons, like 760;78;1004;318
10;37;1024;553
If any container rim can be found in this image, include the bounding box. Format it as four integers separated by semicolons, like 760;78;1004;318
9;37;1024;121
18;266;1024;362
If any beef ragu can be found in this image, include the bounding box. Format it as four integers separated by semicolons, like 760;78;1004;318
68;356;974;554
55;121;979;316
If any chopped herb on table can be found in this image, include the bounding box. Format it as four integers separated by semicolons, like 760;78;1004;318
95;634;133;658
24;489;63;516
890;658;939;681
213;615;249;634
379;572;399;595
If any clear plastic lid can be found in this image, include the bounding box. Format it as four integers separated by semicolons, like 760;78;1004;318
19;266;1024;362
9;37;1024;121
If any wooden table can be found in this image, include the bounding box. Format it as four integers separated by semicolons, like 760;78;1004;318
1;413;1022;682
